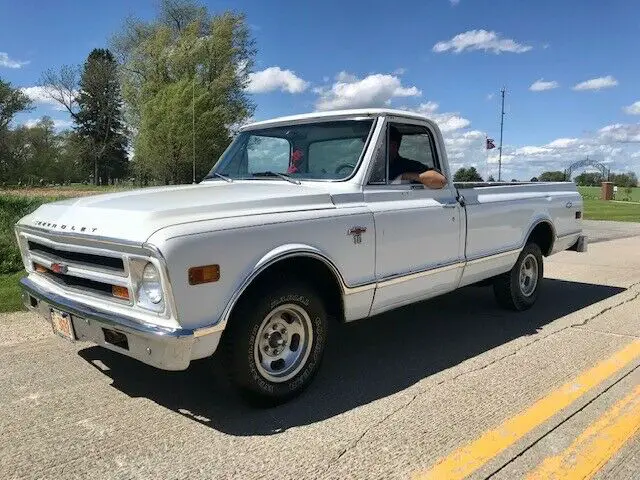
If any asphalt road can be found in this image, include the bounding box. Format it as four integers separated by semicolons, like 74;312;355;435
1;227;639;479
582;219;640;244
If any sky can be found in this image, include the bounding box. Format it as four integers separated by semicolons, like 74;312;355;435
1;0;639;180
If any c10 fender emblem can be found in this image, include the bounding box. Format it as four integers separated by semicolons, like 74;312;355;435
348;226;367;244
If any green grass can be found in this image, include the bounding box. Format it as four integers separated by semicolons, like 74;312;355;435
583;198;640;222
0;271;26;313
578;186;640;202
0;194;65;274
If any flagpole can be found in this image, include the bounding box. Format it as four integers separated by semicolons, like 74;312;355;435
498;86;505;182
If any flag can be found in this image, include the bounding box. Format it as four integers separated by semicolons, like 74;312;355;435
486;138;496;150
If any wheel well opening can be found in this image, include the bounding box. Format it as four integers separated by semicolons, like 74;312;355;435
238;256;345;323
528;222;554;256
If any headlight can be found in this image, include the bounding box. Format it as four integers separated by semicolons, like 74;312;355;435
136;262;164;311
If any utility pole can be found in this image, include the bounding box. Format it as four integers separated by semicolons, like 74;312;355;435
498;86;506;182
192;79;196;184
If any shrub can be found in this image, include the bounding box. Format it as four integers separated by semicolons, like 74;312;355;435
0;195;62;274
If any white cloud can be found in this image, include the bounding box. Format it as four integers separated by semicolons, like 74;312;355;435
486;93;495;101
22;117;73;130
514;146;551;155
246;67;309;94
404;102;472;133
546;138;579;148
0;52;29;68
315;73;421;111
449;0;461;5
572;75;618;91
335;71;357;82
598;123;640;143
492;122;640;180
20;86;72;110
433;29;532;54
529;79;559;92
623;101;640;115
392;67;406;75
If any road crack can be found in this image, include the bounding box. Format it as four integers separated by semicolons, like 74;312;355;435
570;289;640;328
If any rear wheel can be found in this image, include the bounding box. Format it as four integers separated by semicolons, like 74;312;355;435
224;281;328;406
493;243;543;311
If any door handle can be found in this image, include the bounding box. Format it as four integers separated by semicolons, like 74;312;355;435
566;201;573;208
443;202;458;208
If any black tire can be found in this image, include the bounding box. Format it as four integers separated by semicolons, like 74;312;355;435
223;281;328;406
493;243;544;311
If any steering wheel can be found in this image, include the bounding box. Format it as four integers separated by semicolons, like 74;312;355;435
334;163;355;176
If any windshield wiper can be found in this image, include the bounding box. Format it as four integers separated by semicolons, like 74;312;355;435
203;172;233;182
251;171;301;185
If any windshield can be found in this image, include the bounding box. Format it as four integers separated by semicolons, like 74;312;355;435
207;119;374;181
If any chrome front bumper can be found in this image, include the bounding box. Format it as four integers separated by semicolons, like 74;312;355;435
21;277;222;371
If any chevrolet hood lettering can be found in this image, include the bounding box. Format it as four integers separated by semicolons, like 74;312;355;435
33;220;98;233
19;182;336;244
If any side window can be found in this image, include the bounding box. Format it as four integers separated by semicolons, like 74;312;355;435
367;123;439;185
398;132;436;170
246;136;290;173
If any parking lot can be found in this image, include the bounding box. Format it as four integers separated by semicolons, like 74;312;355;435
1;223;639;479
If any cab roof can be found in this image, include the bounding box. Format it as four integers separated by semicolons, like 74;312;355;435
241;108;433;131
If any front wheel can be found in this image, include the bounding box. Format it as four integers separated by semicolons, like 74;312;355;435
493;243;543;311
224;281;328;405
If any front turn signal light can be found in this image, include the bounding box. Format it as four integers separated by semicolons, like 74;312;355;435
34;263;47;273
188;265;220;285
112;285;130;301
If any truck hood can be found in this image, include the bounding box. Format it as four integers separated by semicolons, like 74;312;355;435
19;181;336;244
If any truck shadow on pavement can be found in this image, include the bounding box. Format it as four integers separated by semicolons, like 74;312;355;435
78;278;624;436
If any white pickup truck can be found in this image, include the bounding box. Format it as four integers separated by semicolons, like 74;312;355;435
16;108;587;404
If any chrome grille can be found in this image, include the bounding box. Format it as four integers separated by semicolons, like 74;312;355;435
22;233;131;302
27;240;125;273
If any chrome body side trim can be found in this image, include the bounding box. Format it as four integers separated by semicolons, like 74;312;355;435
376;261;464;288
556;230;583;240
466;248;521;265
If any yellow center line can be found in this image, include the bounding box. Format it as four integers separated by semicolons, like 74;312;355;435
413;340;640;480
525;383;640;480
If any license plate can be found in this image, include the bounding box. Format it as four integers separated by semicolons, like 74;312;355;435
51;309;76;341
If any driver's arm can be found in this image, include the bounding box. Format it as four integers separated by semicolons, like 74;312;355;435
401;170;447;189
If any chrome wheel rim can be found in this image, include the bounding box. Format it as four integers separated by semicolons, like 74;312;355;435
519;253;539;297
253;304;313;383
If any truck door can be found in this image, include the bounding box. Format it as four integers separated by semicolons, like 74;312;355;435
364;119;464;316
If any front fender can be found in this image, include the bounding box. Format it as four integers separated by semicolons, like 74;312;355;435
218;243;349;329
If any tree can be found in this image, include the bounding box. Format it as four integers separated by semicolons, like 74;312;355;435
610;172;638;188
487;175;496;182
38;65;80;120
530;177;539;182
76;48;129;184
112;0;256;183
0;78;33;131
0;78;33;182
454;167;483;182
539;171;566;182
574;172;603;186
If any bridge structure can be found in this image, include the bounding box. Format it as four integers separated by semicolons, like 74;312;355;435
564;157;610;181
